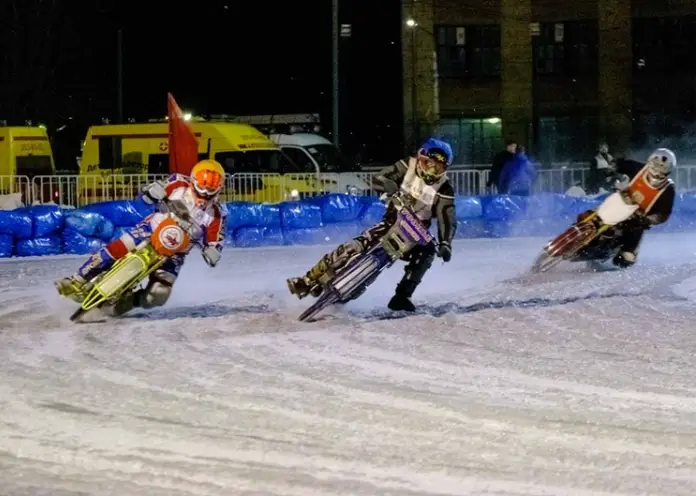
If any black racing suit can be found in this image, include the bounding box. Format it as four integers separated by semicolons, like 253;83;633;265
581;158;675;267
299;157;457;305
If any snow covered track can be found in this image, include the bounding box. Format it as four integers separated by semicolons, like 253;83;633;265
1;235;696;494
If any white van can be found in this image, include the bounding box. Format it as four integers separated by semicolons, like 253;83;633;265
209;114;373;194
270;133;372;194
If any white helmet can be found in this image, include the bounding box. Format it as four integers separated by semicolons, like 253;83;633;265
645;148;676;187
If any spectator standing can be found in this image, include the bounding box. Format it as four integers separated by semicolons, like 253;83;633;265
498;147;537;196
587;142;616;193
487;139;517;192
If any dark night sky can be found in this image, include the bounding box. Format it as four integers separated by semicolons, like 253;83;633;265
0;0;404;164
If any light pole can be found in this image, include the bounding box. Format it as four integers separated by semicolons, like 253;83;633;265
406;18;418;149
332;0;339;146
117;28;124;124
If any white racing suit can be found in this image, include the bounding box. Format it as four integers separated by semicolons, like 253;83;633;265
57;174;228;314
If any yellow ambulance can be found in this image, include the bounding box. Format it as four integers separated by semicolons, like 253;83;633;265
0;126;56;204
78;121;326;203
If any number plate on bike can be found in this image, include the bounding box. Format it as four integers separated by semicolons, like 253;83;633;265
398;208;433;244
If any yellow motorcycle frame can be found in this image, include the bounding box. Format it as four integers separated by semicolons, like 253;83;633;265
70;199;197;322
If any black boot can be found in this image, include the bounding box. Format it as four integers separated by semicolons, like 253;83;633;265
388;280;418;312
613;250;637;268
104;290;139;317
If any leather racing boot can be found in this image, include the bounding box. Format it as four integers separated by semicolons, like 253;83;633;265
388;279;418;312
55;274;91;303
287;256;331;299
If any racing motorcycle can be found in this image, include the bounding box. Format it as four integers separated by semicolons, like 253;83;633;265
297;193;434;322
530;176;640;273
69;199;200;323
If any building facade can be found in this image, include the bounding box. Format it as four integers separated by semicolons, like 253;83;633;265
401;0;696;165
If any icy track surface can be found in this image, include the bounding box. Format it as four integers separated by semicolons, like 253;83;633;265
1;234;696;495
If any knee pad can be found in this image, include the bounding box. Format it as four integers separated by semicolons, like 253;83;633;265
329;239;364;266
139;280;173;308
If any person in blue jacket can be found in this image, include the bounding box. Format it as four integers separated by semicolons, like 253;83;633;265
498;147;537;196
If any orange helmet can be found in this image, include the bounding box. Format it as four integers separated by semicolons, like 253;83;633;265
190;159;224;199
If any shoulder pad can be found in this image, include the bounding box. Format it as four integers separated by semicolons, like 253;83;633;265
168;173;190;183
397;159;411;170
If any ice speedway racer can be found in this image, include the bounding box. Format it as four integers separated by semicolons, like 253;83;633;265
288;138;457;322
292;192;436;322
56;160;229;323
531;148;677;273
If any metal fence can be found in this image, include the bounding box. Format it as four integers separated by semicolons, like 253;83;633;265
0;175;31;205
2;166;696;207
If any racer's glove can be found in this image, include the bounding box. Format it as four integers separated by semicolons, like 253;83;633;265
614;174;630;191
141;181;166;205
437;241;452;262
380;177;399;196
202;245;222;267
627;214;651;231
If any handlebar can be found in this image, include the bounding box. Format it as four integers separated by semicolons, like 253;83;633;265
159;198;192;221
156;199;203;247
387;192;411;211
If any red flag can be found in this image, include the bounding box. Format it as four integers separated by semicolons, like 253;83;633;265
167;92;199;175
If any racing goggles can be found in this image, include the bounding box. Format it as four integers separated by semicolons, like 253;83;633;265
192;171;223;198
416;150;447;183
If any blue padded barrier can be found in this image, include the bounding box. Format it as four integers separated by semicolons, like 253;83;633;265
0;209;32;239
456;196;483;220
676;192;696;214
280;201;323;229
15;235;62;257
0;234;13;257
562;196;602;219
64;210;115;240
323;221;363;242
359;200;386;227
233;226;285;248
283;227;330;246
480;195;529;221
226;202;281;230
318;194;364;223
284;221;364;247
81;198;154;226
1;191;696;257
525;193;572;220
63;229;105;255
30;205;64;237
454;219;487;239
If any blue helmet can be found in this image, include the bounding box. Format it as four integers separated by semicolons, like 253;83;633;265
419;138;454;166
